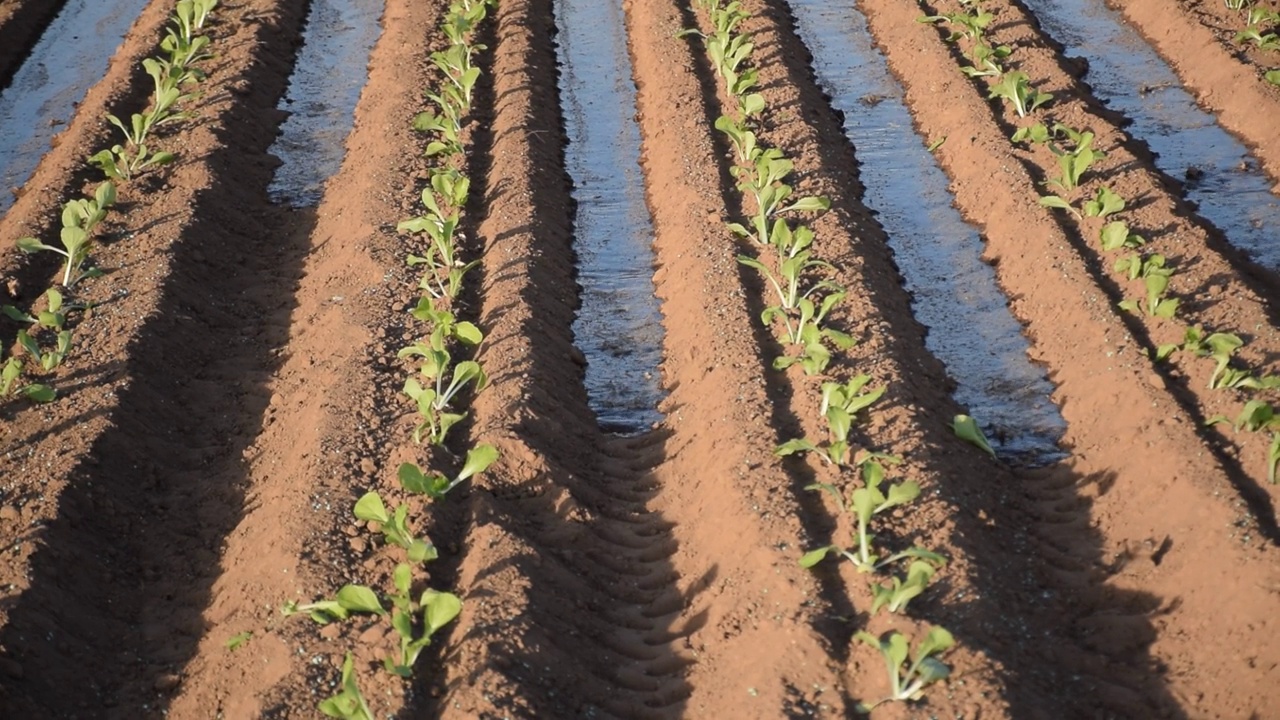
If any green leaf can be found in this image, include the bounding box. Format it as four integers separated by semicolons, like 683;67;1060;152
353;492;390;524
775;438;819;457
318;653;373;720
226;631;252;650
1266;70;1280;87
335;585;385;615
799;546;834;568
457;444;498;483
952;414;996;457
421;589;462;634
1038;195;1074;212
926;136;946;152
21;384;55;403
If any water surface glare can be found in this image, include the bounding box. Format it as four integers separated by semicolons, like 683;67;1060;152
267;0;382;206
554;0;665;434
0;0;149;214
1021;0;1280;268
791;0;1067;464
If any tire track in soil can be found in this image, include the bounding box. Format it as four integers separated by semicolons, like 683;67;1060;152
856;0;1280;715
429;0;860;716
0;0;311;714
0;0;68;89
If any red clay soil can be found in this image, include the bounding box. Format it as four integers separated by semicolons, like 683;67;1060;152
1106;0;1280;188
1;0;1279;717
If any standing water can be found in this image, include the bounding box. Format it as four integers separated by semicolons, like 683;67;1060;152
1020;0;1280;269
0;0;150;214
554;0;666;434
267;0;382;206
789;0;1067;463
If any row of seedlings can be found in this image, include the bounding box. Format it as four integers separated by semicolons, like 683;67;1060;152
923;0;1280;482
278;2;498;718
1231;2;1280;86
685;0;968;710
1;0;220;403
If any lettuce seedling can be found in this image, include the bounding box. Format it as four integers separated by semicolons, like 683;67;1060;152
1047;131;1103;191
1114;253;1167;281
961;42;1012;77
952;414;995;456
799;460;943;573
854;627;954;712
1083;186;1125;218
384;564;463;677
1267;70;1280;87
1099;221;1145;251
1011;122;1051;144
353;492;438;563
870;560;937;615
1119;273;1178;319
398;444;498;500
1184;327;1244;389
318;653;373;720
715;115;759;163
282;585;386;624
0;357;54;403
17;182;116;287
918;6;993;42
988;72;1052;118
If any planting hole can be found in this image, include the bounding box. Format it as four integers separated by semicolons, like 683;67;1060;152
1021;0;1280;269
0;0;150;214
788;0;1067;464
554;0;666;434
266;0;382;207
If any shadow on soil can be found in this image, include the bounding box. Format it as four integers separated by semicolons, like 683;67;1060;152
0;79;312;720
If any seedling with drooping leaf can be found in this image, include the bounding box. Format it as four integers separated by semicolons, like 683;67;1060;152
855;627;955;712
399;443;499;500
961;41;1012;78
918;5;994;43
282;585;386;624
1083;186;1125;218
952;414;996;457
1047;130;1104;192
1184;327;1246;390
1114;253;1168;281
1119;272;1179;319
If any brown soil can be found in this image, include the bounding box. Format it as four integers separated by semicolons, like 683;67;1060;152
0;0;1277;717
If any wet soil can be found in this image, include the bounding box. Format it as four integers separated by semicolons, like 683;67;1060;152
0;0;1278;717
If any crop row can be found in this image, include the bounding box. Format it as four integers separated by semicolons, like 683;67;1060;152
683;0;1003;709
924;0;1280;483
275;2;499;717
1;0;219;404
1230;2;1280;86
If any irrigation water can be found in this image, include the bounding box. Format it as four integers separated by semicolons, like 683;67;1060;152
266;0;382;206
553;0;666;434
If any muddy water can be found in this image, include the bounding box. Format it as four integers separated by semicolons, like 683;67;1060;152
266;0;382;206
0;0;148;214
554;0;665;434
788;0;1066;464
1021;0;1280;269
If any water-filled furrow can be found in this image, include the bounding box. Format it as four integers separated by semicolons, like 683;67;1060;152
266;0;382;206
787;0;1066;464
0;0;149;214
1019;0;1280;269
554;0;665;434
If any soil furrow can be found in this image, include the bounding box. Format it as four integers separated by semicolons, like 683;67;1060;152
1107;0;1280;189
856;0;1280;714
0;0;310;714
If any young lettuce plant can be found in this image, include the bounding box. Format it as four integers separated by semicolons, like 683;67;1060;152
988;71;1052;118
384;563;462;677
776;376;885;465
398;444;498;500
282;585;386;624
855;627;955;712
871;560;937;615
0;357;54;403
318;653;373;720
1047;130;1104;192
1118;272;1179;319
798;458;944;574
1099;221;1145;251
918;5;994;42
16;182;117;287
952;414;996;457
353;492;438;563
